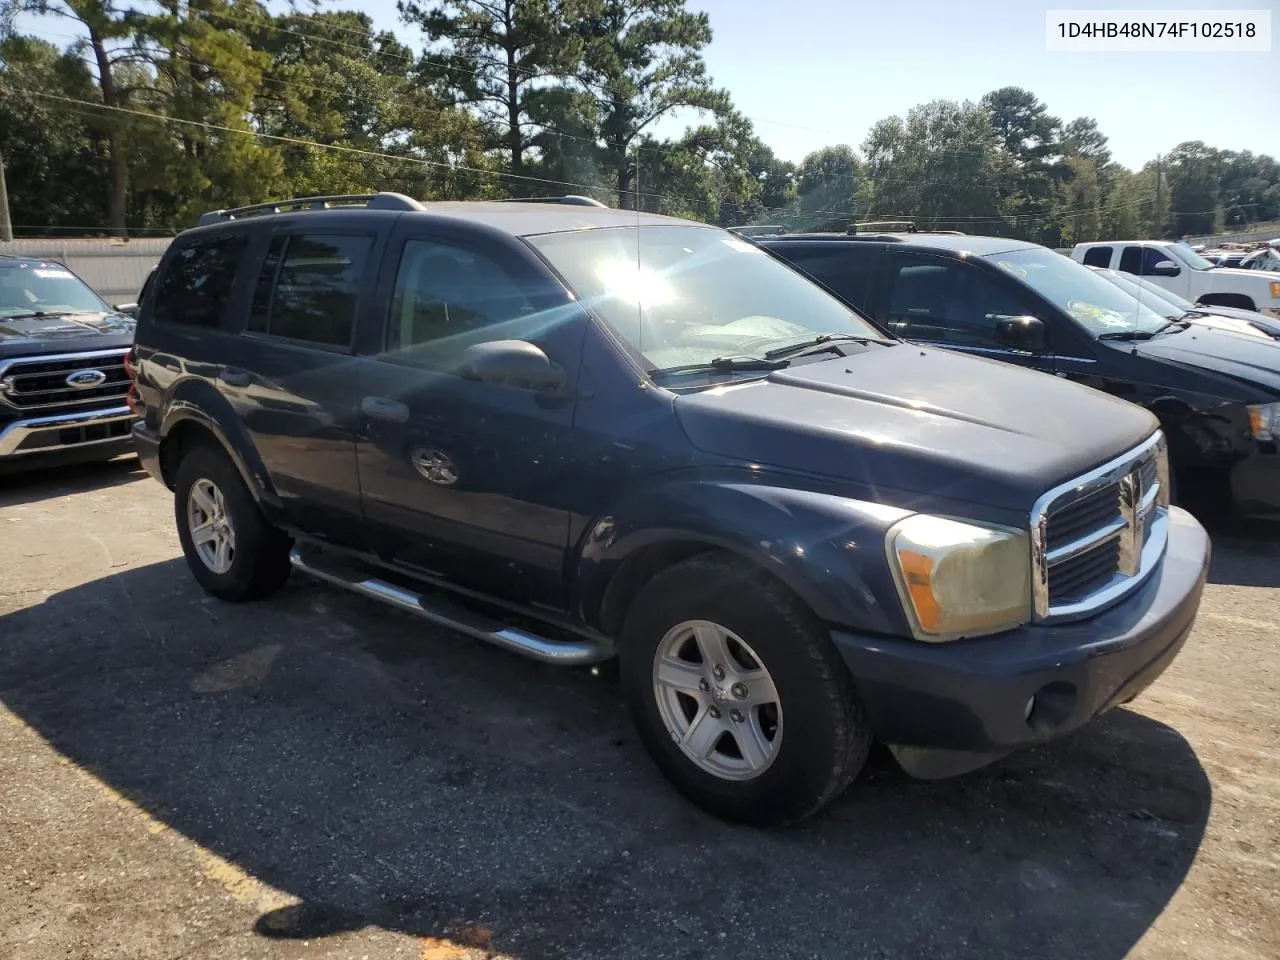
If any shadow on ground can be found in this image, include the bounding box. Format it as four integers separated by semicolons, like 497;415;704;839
0;455;145;508
1;560;1212;960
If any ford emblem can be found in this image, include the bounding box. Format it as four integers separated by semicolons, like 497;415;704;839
66;369;108;389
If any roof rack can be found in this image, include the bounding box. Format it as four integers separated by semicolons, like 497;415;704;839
493;195;608;208
847;219;917;235
728;225;785;237
197;192;423;226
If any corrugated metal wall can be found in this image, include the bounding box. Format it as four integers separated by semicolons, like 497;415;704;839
0;238;172;304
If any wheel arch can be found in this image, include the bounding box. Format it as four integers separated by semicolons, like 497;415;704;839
1197;292;1257;311
572;480;913;641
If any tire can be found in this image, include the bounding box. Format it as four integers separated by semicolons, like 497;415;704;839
619;552;872;826
173;444;293;602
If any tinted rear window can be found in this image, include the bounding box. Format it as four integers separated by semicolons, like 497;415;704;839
246;233;371;348
770;243;878;310
151;235;248;328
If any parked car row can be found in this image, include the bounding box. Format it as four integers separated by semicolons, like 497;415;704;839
13;197;1273;827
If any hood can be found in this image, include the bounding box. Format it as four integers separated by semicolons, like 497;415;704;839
0;311;136;356
1132;326;1280;397
1188;306;1280;338
1205;265;1280;287
674;345;1157;513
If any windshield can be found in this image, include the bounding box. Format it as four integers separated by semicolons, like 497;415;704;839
987;247;1170;336
526;224;886;374
1166;245;1216;271
1092;269;1187;318
0;262;108;318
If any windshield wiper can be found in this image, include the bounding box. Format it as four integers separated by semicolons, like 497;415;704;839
2;311;61;320
1097;329;1157;341
764;333;891;360
650;356;790;378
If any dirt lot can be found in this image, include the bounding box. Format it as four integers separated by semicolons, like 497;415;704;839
1;456;1278;960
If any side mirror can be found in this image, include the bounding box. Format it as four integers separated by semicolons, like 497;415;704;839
456;339;564;392
114;302;139;318
995;315;1047;353
1152;260;1181;277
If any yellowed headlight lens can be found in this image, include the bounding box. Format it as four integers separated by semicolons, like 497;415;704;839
887;515;1031;642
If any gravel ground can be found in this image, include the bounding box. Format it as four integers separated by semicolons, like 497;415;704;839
1;456;1278;960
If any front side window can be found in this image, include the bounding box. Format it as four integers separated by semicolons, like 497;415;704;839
151;235;248;328
385;238;541;360
1141;247;1176;275
526;225;886;374
248;233;370;348
0;261;108;319
883;255;1029;347
988;246;1169;337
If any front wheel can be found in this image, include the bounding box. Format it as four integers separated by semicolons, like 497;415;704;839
619;553;872;826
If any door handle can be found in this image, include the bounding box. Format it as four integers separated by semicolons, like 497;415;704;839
218;367;250;387
361;396;410;423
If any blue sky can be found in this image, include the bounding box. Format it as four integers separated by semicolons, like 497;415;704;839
14;0;1279;170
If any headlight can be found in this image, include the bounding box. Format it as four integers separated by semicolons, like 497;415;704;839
1249;402;1280;441
886;515;1031;642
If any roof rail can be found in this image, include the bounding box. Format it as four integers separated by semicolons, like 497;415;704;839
494;195;608;208
197;192;423;226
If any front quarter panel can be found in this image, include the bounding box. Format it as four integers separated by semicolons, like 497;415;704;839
574;475;919;637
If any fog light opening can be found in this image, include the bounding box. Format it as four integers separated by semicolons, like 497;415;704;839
1025;681;1078;733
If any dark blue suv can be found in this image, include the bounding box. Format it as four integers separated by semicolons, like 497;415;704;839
129;193;1210;825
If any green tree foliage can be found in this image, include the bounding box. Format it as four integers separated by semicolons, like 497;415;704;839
1;1;1276;243
572;0;729;208
1165;140;1222;237
863;100;1003;234
398;0;578;194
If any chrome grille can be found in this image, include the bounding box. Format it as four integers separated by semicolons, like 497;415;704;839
1031;431;1169;621
0;350;130;412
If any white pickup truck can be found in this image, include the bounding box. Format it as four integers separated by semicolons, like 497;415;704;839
1071;240;1280;318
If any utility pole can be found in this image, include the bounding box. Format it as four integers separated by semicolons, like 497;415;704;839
0;148;12;243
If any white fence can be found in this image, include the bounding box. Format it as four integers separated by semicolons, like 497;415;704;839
0;238;171;304
1182;227;1280;248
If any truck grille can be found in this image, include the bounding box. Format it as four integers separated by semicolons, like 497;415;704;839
1031;431;1169;621
0;350;130;413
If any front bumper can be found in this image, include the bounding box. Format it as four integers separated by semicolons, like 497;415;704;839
1229;444;1280;518
0;406;136;467
831;506;1209;777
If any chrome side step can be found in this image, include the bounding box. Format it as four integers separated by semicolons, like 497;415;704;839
289;548;613;665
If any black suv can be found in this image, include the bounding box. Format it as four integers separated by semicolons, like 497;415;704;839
761;232;1280;520
0;256;137;472
130;194;1209;825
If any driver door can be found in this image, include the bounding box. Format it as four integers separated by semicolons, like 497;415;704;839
874;251;1055;374
353;226;589;609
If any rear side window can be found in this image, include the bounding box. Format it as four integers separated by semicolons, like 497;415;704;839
247;233;371;348
151;235;248;327
1081;246;1112;268
772;244;877;310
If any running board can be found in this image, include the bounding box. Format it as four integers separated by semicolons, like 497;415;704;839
288;547;612;666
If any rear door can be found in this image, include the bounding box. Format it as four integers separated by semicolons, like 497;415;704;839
352;222;589;609
871;251;1056;374
220;228;382;549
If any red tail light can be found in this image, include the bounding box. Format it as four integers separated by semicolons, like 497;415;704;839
126;383;142;416
123;348;136;381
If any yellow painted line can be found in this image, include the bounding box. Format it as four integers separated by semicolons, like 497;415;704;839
5;707;295;913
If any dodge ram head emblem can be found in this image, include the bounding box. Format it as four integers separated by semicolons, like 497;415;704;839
65;369;108;389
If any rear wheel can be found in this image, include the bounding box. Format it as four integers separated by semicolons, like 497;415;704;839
173;445;292;601
619;553;871;826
